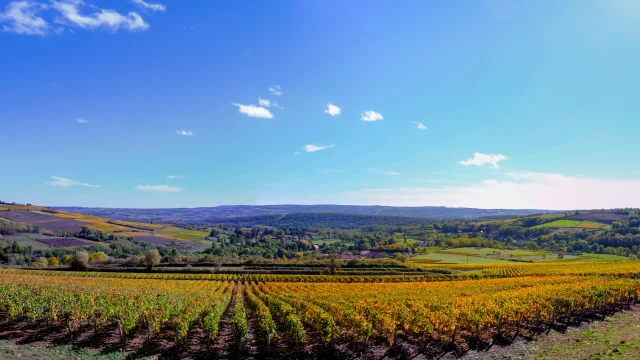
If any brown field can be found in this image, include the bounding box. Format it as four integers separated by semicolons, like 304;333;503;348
0;210;85;234
132;235;205;250
565;211;628;224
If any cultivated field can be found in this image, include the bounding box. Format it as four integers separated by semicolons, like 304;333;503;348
0;209;207;250
0;210;85;233
0;261;639;359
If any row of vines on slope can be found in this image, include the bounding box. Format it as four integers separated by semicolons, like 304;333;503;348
0;270;639;356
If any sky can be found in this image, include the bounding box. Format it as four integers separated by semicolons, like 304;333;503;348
1;0;639;210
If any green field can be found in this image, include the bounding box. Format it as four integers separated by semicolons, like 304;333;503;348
154;228;209;241
440;247;545;257
557;253;630;262
411;252;515;264
532;219;607;229
411;247;583;264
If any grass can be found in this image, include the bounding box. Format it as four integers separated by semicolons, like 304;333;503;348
532;219;607;229
578;220;608;229
489;302;640;359
439;247;544;257
154;227;209;241
566;253;630;262
4;234;52;251
532;219;582;228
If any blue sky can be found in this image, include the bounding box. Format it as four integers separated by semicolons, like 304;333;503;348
1;0;639;209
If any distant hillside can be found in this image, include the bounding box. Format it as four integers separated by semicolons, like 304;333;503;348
54;205;554;224
207;212;433;229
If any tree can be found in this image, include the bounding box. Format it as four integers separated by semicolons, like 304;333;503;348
89;252;108;263
36;257;48;267
70;251;89;271
61;254;72;265
145;249;161;270
394;252;409;263
48;256;59;267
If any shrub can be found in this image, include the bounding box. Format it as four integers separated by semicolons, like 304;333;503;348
145;249;161;270
48;257;59;267
70;251;89;271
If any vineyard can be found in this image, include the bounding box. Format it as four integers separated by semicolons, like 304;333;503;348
0;263;639;358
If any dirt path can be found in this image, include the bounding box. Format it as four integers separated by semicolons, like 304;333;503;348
209;283;238;359
461;305;640;359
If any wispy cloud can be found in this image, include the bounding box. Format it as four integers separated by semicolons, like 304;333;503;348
413;121;427;130
0;1;51;35
233;103;274;119
258;98;283;110
47;176;99;188
131;0;165;12
136;185;184;193
458;152;507;168
51;0;148;32
349;172;640;210
361;110;383;122
369;169;400;176
304;144;335;153
167;175;188;179
324;103;341;117
176;130;193;136
258;98;271;107
319;169;344;174
268;85;283;96
75;118;89;124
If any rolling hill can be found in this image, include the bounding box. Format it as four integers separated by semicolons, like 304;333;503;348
54;205;556;224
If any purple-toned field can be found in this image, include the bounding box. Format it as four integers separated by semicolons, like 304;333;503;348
33;238;91;248
132;235;205;250
0;210;84;233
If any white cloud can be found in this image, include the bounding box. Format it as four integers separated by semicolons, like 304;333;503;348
348;172;640;210
176;130;193;136
258;98;271;107
51;0;148;32
304;144;335;153
75;118;89;124
136;185;184;193
131;0;165;12
167;175;188;179
458;152;507;168
413;121;427;130
232;103;274;119
361;110;383;122
268;85;283;96
47;176;99;188
324;103;341;117
0;1;50;35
